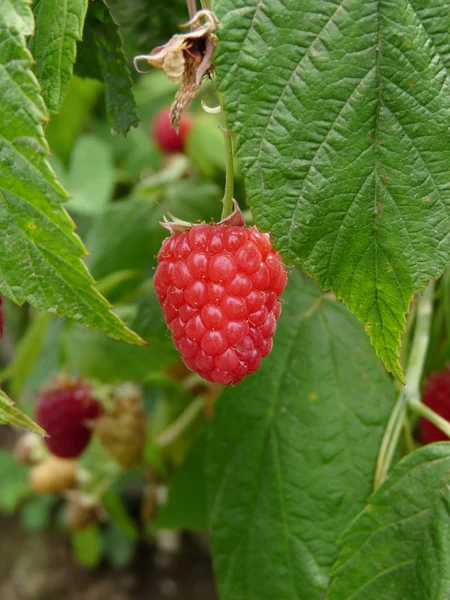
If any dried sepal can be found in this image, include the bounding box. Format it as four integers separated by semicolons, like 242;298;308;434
134;10;219;129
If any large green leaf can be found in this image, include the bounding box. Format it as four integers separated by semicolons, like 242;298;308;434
207;270;395;600
75;0;138;135
29;0;88;112
328;443;450;600
215;0;450;381
0;1;141;345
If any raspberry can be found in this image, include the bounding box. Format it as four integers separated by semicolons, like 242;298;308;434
153;107;192;153
154;222;287;385
36;375;102;459
29;456;77;494
421;370;450;443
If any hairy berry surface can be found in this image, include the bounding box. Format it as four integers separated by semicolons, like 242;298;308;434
421;370;450;443
153;108;191;153
36;377;103;458
154;224;287;384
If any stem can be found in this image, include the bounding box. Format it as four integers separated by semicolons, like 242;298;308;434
374;280;435;489
186;0;197;21
219;92;235;219
409;401;450;438
403;416;415;454
156;397;204;448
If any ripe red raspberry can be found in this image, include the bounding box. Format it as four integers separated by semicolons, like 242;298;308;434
421;370;450;443
154;219;287;385
36;375;103;458
153;108;192;153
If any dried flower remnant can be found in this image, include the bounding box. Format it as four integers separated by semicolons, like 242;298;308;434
134;10;218;129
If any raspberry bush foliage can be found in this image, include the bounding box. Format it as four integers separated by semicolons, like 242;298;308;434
1;0;450;598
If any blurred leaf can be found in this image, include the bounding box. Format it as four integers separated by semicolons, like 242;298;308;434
103;524;136;567
72;523;103;567
0;449;30;512
329;444;450;600
63;302;177;382
29;0;88;112
101;488;139;539
86;197;160;279
107;0;188;57
76;0;138;135
46;76;104;164
185;115;226;179
0;0;141;345
207;270;395;600
0;389;45;434
7;311;53;398
155;428;207;530
20;496;55;531
66;134;115;215
24;318;63;396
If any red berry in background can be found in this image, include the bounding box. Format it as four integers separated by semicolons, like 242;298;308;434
153;108;192;153
420;370;450;443
154;216;287;385
36;375;103;458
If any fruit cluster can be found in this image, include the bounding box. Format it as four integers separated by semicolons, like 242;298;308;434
154;223;287;385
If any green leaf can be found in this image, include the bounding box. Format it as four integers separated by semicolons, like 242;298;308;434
75;0;138;135
101;488;139;540
215;0;450;381
328;443;450;600
63;302;178;382
0;449;30;512
155;429;207;530
0;1;142;345
71;523;103;567
66;134;115;215
7;311;53;398
29;0;88;113
45;75;104;165
20;496;55;531
207;270;395;600
103;524;135;567
0;389;45;434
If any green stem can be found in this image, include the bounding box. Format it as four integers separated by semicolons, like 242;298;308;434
374;280;435;489
156;397;204;448
409;401;450;439
403;416;415;454
219;92;235;220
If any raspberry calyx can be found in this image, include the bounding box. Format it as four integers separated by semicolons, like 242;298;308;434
154;203;287;385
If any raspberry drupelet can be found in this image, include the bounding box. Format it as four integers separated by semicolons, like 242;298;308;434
154;212;287;385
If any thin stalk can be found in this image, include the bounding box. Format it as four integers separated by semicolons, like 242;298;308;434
219;92;235;219
374;280;435;489
156;397;205;448
409;401;450;438
403;415;415;454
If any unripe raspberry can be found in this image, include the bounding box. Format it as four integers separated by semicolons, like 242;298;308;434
421;370;450;443
36;375;102;459
29;456;77;494
154;215;287;385
153;107;192;153
95;384;146;467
